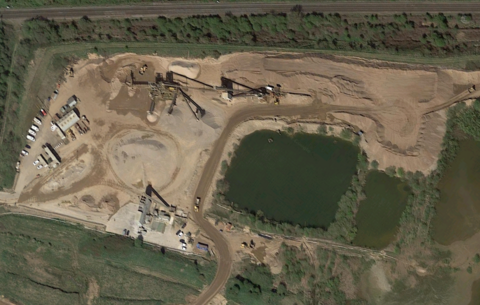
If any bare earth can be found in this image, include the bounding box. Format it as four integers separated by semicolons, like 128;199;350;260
5;51;480;304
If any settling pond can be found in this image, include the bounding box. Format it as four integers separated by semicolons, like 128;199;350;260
353;171;410;249
432;139;480;245
224;130;359;228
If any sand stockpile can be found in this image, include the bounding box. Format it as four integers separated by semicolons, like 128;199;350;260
168;61;200;79
108;130;179;190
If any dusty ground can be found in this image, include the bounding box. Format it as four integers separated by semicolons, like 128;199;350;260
6;51;480;265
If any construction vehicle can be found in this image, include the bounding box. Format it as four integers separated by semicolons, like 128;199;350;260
69;129;76;141
469;85;476;93
194;197;201;212
139;64;148;75
82;115;90;124
75;123;84;135
81;121;90;132
65;66;74;77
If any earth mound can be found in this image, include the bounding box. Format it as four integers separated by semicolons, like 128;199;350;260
168;61;200;79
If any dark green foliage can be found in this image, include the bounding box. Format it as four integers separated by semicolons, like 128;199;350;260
220;160;228;175
357;153;369;171
473;254;480;263
385;166;397;177
396;103;480;248
226;264;283;305
317;125;327;135
467;266;473;274
370;160;379;169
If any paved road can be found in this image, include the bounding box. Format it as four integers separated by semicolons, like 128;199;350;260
191;103;327;305
2;2;480;20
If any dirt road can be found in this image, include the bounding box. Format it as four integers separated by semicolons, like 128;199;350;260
191;103;327;305
3;2;480;20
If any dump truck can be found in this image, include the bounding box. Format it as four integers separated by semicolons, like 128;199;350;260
194;197;201;212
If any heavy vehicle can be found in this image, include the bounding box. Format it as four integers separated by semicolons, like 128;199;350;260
194;196;201;212
139;64;148;75
82;115;90;124
26;135;35;142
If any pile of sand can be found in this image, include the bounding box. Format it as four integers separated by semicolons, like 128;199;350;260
168;61;200;79
147;113;159;123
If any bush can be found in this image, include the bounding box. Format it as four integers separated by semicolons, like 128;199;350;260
220;160;228;175
340;128;352;140
385;166;396;177
317;125;327;135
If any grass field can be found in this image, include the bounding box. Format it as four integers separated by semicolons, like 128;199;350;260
0;214;216;304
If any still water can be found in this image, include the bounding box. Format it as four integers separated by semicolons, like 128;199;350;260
224;130;359;228
432;140;480;245
353;171;410;249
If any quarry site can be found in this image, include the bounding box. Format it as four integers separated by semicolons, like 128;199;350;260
7;51;480;294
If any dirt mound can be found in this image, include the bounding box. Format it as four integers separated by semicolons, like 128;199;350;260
80;195;96;208
99;193;120;212
168;61;200;79
147;113;159;123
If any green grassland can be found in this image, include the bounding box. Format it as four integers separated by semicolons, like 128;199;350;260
0;214;216;304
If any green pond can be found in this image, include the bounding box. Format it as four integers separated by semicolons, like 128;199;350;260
224;130;360;228
353;171;411;249
432;140;480;245
469;278;480;305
